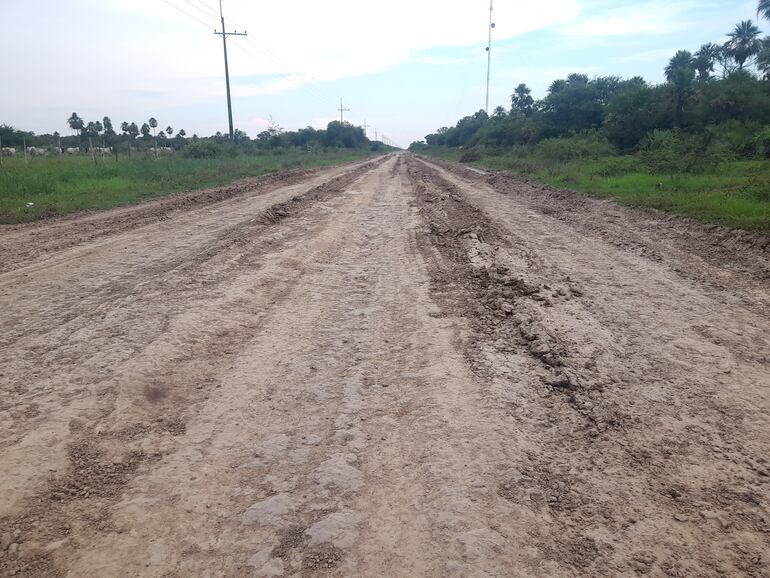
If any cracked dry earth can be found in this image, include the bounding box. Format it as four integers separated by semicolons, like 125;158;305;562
1;154;769;577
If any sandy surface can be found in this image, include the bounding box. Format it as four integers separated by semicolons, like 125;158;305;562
1;154;768;577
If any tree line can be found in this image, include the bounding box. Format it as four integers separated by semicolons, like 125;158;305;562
411;5;770;164
0;115;385;158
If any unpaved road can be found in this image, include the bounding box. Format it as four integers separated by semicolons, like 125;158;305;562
1;154;769;577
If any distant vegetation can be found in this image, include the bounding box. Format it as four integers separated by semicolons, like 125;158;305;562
1;114;388;159
0;114;392;223
411;6;770;231
0;149;373;224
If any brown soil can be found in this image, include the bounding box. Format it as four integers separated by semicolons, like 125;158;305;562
1;154;768;577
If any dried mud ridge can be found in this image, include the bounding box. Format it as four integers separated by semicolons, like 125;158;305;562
406;158;618;430
405;155;770;576
421;156;770;298
0;157;378;275
0;157;387;578
1;154;769;577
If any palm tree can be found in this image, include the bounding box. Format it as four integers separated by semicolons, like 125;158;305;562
759;0;770;21
726;20;763;70
67;112;84;148
693;43;720;81
165;126;173;136
148;118;158;158
757;38;770;79
665;51;695;127
511;83;534;117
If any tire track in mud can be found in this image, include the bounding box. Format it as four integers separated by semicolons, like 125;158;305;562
420;156;770;308
405;157;614;426
405;155;770;577
0;158;378;275
0;157;389;578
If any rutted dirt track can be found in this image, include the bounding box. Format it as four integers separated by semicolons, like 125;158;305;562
1;154;769;577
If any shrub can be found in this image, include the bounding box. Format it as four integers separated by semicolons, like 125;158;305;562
459;149;482;163
752;127;770;158
704;121;763;159
182;140;222;159
533;131;615;161
639;129;729;173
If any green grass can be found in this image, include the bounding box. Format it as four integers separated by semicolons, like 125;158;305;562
0;149;373;224
423;148;770;231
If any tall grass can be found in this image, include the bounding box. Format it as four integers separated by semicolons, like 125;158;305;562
0;149;372;224
424;148;770;231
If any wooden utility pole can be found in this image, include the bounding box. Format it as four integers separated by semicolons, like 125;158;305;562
214;0;247;139
485;0;494;114
338;98;350;123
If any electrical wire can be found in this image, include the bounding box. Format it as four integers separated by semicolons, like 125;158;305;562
174;0;337;108
160;0;215;30
178;0;219;25
190;0;220;18
162;0;395;140
222;4;341;105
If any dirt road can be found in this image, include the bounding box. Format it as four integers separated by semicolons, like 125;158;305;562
1;154;769;577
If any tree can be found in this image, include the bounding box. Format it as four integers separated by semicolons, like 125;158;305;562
85;121;101;143
128;123;139;140
511;83;535;117
140;123;151;139
102;116;115;137
148;117;158;157
693;43;720;82
760;0;770;21
604;79;667;150
539;74;615;136
165;126;173;136
757;38;770;79
177;129;186;138
120;121;129;135
665;50;696;127
726;20;763;70
67;112;84;147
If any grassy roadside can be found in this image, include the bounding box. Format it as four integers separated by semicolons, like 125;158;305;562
422;148;770;231
0;149;373;224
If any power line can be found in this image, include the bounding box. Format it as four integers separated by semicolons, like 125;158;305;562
163;0;393;142
167;0;337;111
179;0;218;23
161;0;215;29
189;0;219;18
227;42;338;111
222;4;340;105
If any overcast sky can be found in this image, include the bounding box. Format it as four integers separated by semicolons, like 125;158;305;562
0;0;760;146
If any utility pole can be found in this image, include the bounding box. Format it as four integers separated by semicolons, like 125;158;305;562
214;0;247;140
485;0;495;114
338;98;350;123
362;119;368;138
